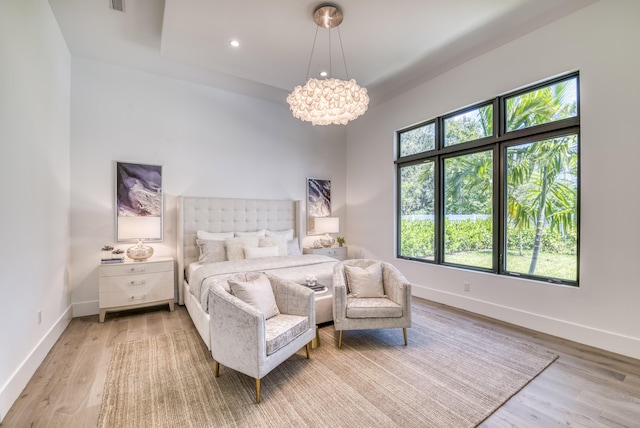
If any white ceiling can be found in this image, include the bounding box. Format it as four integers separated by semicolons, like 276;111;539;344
48;0;596;104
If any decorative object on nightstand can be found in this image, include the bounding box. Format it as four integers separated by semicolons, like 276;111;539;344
314;216;339;247
98;256;174;322
336;237;345;247
118;216;159;261
303;245;348;261
101;245;124;264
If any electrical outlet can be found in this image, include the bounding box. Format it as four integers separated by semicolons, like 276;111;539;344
464;282;470;292
37;310;42;325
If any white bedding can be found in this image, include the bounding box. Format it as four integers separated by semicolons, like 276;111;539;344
188;254;337;314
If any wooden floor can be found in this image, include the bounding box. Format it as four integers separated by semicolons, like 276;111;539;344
3;298;639;427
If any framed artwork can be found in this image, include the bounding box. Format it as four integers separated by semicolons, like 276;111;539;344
307;177;331;234
115;161;163;242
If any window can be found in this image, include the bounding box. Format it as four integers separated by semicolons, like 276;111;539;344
396;73;579;285
444;105;493;147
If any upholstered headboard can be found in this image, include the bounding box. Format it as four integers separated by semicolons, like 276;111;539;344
177;196;302;304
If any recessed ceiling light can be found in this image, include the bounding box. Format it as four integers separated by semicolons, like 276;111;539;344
229;40;240;48
320;71;328;77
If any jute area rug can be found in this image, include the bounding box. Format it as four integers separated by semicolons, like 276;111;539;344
98;307;557;428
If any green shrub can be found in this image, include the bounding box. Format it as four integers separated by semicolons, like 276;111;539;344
401;218;576;258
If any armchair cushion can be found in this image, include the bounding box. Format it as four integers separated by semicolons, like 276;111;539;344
265;314;310;355
229;273;280;319
344;263;385;298
346;296;403;319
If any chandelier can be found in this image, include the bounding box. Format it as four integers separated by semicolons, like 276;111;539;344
287;3;369;126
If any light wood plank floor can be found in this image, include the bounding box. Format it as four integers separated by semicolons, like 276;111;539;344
3;298;639;427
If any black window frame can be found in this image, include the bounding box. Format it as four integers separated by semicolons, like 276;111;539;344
395;72;580;286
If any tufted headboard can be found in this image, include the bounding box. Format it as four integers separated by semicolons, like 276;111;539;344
177;196;302;304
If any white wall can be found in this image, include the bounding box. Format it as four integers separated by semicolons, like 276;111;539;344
0;0;71;421
346;0;640;359
70;58;347;316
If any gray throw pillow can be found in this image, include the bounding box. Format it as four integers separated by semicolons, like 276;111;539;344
196;239;227;263
344;263;385;298
229;274;280;319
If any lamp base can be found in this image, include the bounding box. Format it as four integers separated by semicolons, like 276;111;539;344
319;234;335;248
127;240;154;261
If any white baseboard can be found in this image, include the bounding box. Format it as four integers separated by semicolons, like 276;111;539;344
412;284;640;360
72;299;99;317
0;305;72;423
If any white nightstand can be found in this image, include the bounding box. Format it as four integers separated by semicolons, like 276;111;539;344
98;256;175;322
303;246;348;261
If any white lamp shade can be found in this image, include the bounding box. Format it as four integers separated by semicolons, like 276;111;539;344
117;216;162;241
314;217;339;234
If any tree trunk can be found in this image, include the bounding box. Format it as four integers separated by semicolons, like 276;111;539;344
528;168;549;275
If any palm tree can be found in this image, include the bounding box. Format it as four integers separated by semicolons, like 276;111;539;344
506;136;577;274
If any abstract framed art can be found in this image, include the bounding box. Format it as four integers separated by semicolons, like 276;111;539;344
307;177;331;234
115;161;163;242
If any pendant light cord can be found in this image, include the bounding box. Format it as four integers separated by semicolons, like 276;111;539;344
305;26;320;81
337;26;350;80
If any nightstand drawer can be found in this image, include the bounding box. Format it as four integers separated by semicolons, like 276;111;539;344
100;281;173;308
303;246;348;261
99;270;173;294
99;260;172;277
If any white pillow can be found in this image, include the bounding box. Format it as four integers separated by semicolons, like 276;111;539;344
197;230;234;240
259;236;287;256
235;229;266;238
344;263;385;298
265;228;294;241
229;274;280;319
244;245;279;259
196;239;227;263
224;236;260;261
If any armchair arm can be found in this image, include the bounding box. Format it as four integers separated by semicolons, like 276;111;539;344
267;274;315;326
382;263;412;317
208;285;266;378
332;264;348;322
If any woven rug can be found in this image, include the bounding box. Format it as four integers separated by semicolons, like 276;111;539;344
98;308;557;428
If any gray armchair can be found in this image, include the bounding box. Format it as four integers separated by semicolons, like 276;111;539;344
333;259;412;348
208;272;315;403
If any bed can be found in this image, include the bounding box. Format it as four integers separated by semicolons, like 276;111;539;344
177;196;338;349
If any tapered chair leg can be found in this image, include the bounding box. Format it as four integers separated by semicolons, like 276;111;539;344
403;328;408;346
338;330;343;349
214;361;220;377
305;342;311;359
255;379;261;404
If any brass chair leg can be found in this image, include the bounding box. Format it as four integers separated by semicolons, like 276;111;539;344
338;330;343;349
255;378;261;404
214;361;220;377
403;328;408;346
305;342;311;359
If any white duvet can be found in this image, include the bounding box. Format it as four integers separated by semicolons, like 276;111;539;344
188;254;337;313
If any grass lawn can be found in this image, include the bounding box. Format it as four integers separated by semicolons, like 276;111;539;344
444;250;577;281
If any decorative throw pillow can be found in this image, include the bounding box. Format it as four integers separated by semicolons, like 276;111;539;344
259;236;287;256
229;274;280;319
224;236;260;261
197;230;234;240
344;263;385;298
287;238;302;255
265;228;294;241
196;239;227;263
244;245;279;259
235;229;266;238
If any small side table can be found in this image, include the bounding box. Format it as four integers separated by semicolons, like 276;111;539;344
303;246;348;261
98;256;175;322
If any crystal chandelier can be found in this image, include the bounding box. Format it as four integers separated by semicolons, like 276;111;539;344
287;3;369;126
